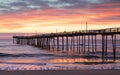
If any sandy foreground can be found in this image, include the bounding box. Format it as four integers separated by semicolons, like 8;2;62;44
0;70;120;75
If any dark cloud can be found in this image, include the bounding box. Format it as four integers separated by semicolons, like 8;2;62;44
109;0;120;2
92;15;120;22
10;2;28;7
106;16;120;20
0;0;119;15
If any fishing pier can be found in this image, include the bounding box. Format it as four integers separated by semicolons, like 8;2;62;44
13;27;120;60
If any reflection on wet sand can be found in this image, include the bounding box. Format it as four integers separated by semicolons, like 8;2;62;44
48;57;117;64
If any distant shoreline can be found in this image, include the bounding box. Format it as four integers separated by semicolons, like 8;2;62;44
0;70;120;75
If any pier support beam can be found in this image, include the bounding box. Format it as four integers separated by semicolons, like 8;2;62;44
112;34;116;60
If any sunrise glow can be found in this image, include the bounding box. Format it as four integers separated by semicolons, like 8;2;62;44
0;0;119;33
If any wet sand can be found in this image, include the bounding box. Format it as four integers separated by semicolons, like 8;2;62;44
0;70;120;75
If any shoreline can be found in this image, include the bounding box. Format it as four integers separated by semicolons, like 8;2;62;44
0;70;120;75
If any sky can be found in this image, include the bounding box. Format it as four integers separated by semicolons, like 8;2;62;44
0;0;120;33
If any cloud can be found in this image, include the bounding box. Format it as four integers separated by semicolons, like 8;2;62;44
0;0;119;14
92;15;120;22
0;0;119;32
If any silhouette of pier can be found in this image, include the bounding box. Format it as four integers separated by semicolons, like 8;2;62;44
13;27;120;60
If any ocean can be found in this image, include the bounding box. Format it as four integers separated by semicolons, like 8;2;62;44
0;38;120;70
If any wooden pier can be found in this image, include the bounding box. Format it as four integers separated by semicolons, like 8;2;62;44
13;27;120;60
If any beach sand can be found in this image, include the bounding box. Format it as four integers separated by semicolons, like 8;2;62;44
0;70;120;75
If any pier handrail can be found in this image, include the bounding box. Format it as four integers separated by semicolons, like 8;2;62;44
13;27;120;38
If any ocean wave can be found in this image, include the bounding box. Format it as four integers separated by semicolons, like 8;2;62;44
0;61;46;65
0;53;57;57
